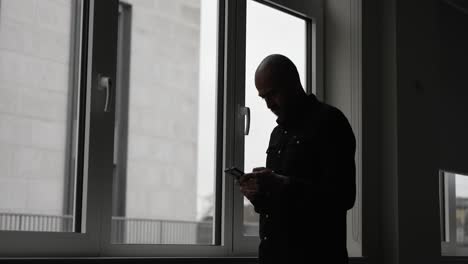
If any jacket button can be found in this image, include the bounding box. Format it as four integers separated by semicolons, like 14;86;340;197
263;236;268;240
277;150;281;154
265;214;269;219
284;130;288;134
296;140;300;144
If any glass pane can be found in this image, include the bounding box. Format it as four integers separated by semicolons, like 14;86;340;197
243;1;307;236
111;0;219;245
441;171;468;249
0;0;81;232
455;173;468;245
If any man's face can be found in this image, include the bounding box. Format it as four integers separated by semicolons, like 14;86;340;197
256;83;284;117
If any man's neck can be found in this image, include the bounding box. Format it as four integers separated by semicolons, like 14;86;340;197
276;93;310;128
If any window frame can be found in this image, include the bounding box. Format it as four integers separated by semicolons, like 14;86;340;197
111;1;132;225
99;0;231;257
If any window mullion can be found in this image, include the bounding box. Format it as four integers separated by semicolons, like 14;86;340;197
86;0;120;254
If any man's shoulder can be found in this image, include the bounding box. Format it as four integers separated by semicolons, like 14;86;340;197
305;94;344;121
314;100;349;126
270;125;282;136
313;100;355;139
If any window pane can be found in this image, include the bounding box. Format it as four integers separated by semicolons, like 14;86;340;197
0;0;81;232
243;0;307;236
455;174;468;245
441;171;468;254
111;0;219;245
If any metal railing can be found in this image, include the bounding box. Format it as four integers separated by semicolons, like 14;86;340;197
111;216;212;244
0;212;73;232
0;212;213;244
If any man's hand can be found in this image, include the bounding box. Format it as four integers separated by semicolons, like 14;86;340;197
238;167;290;201
253;167;290;195
238;172;258;201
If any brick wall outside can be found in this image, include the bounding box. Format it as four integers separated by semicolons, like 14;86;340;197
0;0;72;215
123;0;200;222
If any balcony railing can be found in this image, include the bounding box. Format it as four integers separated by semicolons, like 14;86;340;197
0;212;73;232
0;212;213;244
111;216;213;244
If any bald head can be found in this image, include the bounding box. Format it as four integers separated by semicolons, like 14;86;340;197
254;54;302;93
254;54;305;117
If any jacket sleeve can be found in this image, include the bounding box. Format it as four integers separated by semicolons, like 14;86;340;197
251;193;271;214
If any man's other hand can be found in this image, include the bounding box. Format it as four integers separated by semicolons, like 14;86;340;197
239;172;258;201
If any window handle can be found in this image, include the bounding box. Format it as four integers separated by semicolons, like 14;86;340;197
98;74;112;112
241;106;251;135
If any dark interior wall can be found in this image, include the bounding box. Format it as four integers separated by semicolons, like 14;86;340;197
380;0;400;262
363;0;441;263
362;0;384;263
323;0;466;263
439;1;468;175
438;4;468;262
362;0;399;262
379;0;399;263
396;0;440;263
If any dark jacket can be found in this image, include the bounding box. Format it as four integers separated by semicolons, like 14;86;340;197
252;94;356;264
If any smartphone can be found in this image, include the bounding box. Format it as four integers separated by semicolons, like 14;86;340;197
224;167;245;180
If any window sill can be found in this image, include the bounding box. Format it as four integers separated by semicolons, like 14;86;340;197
0;257;368;264
0;257;257;264
441;256;468;264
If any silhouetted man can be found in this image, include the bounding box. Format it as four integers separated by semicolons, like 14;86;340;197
239;54;356;264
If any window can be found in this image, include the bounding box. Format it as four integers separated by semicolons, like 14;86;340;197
441;170;468;256
0;0;80;233
0;0;346;258
0;0;119;256
110;0;220;246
